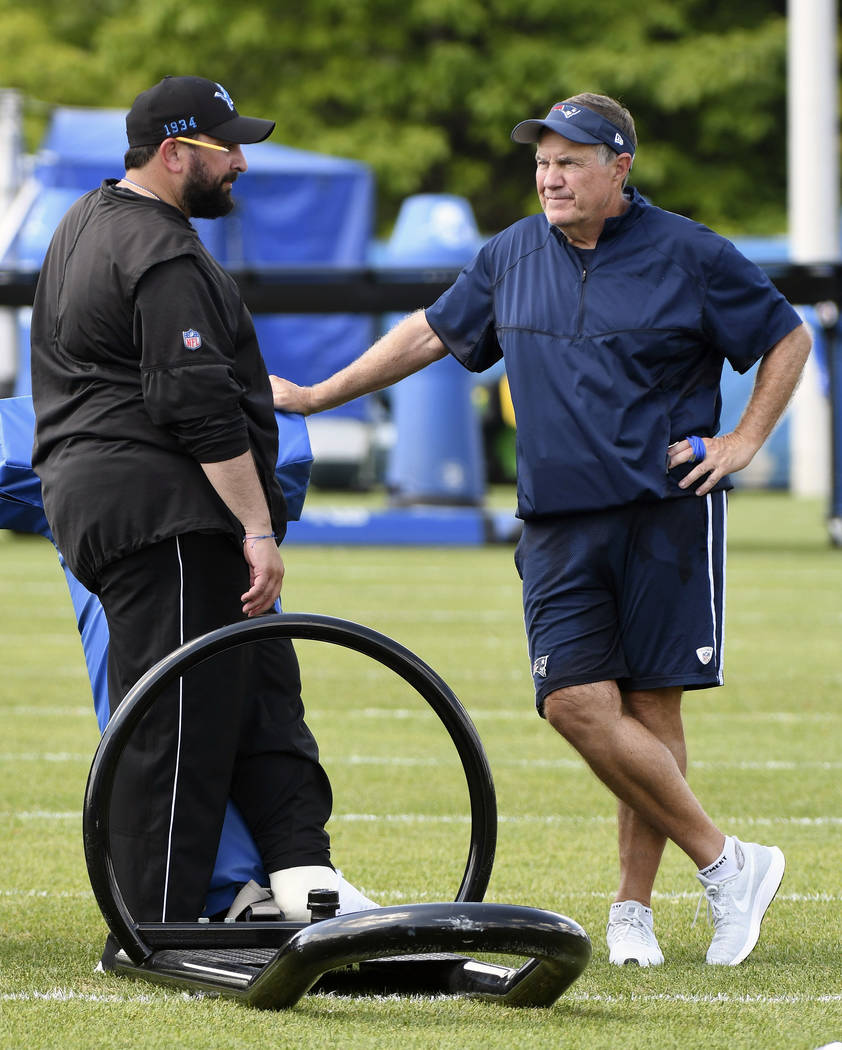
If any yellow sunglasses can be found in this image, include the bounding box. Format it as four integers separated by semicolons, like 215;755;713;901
174;136;231;154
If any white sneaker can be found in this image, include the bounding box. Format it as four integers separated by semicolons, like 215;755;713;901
697;839;785;965
337;870;379;914
606;901;664;966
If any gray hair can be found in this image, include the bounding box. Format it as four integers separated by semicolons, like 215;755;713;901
563;92;637;152
566;94;636;186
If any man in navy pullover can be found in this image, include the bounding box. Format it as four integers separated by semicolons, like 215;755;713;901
271;93;811;967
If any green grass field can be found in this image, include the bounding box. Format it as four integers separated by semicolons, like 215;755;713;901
1;490;840;1049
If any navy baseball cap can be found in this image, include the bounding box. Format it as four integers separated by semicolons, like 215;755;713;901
126;75;275;147
511;101;635;158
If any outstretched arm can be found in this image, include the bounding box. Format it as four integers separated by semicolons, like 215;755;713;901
668;322;812;495
271;310;449;415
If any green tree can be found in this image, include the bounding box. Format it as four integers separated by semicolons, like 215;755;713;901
0;0;814;236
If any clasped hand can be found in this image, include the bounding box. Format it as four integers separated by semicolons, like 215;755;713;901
667;432;757;495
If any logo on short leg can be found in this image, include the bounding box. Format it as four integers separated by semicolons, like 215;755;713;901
532;655;549;678
696;646;713;665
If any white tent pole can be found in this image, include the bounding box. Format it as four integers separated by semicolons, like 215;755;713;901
787;0;839;499
0;89;22;394
788;0;839;263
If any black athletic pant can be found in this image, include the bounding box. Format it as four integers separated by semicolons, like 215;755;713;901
97;531;332;922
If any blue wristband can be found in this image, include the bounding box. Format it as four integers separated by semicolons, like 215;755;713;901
243;532;277;551
685;435;706;463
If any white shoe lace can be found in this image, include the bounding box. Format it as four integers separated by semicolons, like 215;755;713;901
611;915;650;939
693;884;727;928
608;910;662;964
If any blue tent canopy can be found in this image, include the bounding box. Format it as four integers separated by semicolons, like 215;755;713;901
28;106;374;266
10;106;377;418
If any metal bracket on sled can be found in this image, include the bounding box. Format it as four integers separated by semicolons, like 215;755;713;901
83;614;591;1008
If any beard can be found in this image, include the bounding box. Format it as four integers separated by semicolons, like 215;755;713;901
182;153;236;219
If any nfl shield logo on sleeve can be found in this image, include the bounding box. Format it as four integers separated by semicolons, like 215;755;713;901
182;329;203;351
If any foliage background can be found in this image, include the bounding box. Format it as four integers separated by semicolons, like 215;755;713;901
0;0;829;236
1;492;841;1048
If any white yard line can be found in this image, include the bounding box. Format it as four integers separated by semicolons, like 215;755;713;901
2;987;840;1006
0;753;90;762
3;810;842;827
0;989;157;1003
6;706;842;722
567;991;842;1005
347;707;842;722
3;751;842;774
2;885;840;905
2;705;91;716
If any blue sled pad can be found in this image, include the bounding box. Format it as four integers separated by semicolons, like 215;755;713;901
285;506;521;546
286;506;487;545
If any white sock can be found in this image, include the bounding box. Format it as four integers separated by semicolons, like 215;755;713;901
698;835;741;882
611;900;653;921
269;865;380;920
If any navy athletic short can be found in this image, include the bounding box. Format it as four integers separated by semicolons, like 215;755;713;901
514;493;727;714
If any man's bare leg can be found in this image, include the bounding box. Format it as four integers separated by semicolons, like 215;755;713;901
544;679;785;967
542;680;724;868
615;686;688;907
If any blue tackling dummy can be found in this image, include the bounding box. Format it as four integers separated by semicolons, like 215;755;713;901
0;395;313;916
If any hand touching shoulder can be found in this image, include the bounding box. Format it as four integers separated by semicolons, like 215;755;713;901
270;375;313;415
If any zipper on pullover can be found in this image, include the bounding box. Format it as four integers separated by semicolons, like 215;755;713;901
577;266;588;334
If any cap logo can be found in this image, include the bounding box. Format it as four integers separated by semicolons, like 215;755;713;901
512;101;635;158
182;329;203;351
552;103;581;119
213;83;235;111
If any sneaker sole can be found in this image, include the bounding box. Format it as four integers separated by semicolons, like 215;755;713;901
608;938;664;967
712;846;786;966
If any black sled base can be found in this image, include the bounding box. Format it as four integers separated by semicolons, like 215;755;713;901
106;902;591;1009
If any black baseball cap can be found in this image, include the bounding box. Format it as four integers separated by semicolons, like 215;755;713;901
511;101;635;158
126;75;275;147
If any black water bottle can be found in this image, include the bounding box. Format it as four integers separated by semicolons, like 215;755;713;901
308;887;340;922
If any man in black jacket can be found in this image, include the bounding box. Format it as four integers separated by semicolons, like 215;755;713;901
31;75;373;930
